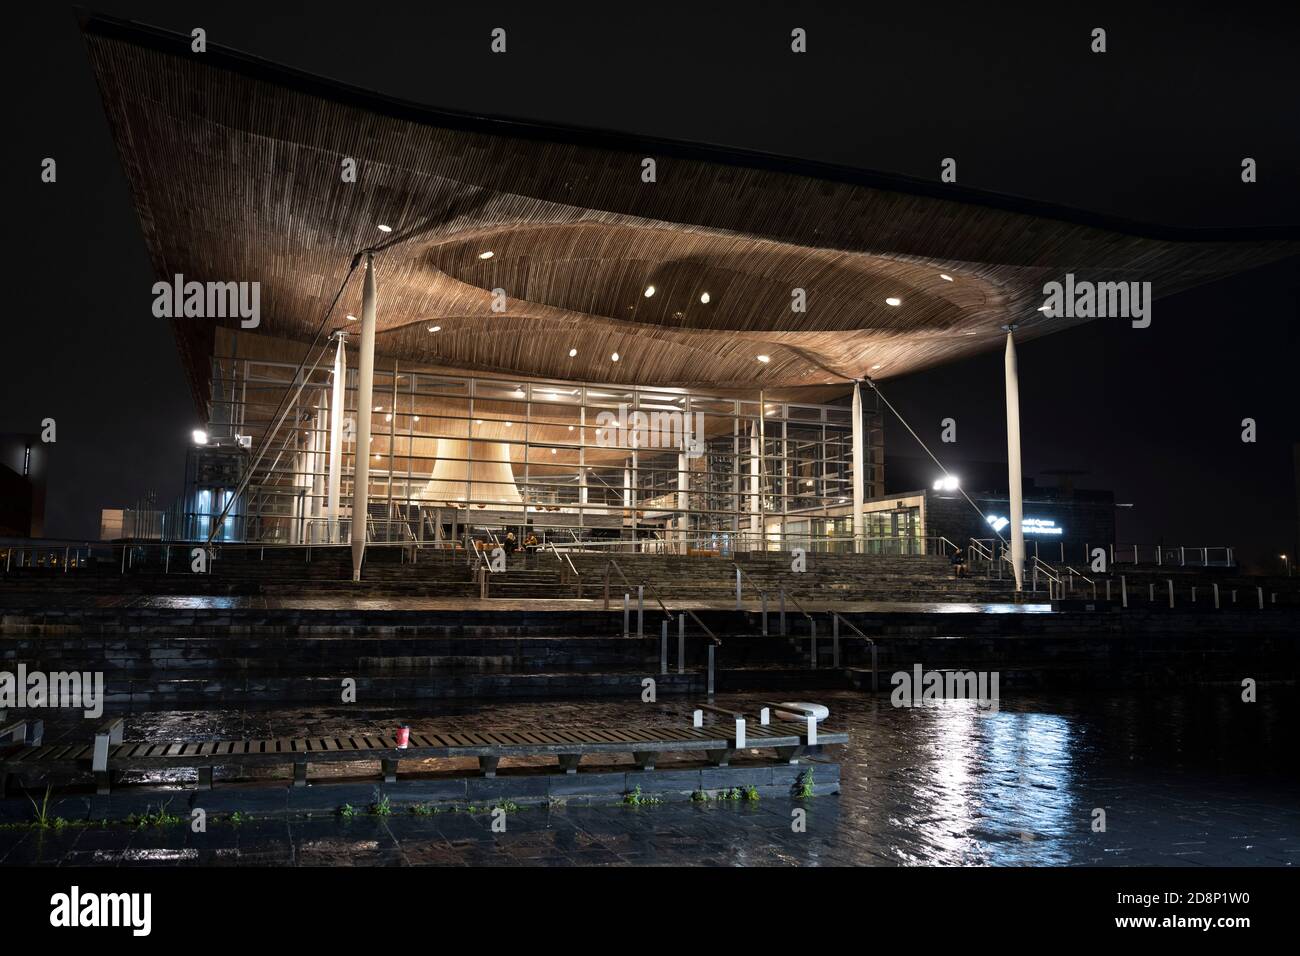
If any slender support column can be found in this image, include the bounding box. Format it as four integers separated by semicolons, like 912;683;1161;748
311;391;327;532
327;334;347;543
748;422;760;544
1004;330;1025;592
677;447;689;554
852;381;865;554
350;253;377;582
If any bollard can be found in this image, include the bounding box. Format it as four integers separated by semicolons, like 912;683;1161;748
660;620;668;675
759;706;770;725
733;714;744;747
692;709;703;728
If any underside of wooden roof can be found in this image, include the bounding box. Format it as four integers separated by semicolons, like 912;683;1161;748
79;11;1300;414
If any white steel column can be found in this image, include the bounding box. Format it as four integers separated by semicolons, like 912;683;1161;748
852;381;865;554
748;421;760;543
350;253;377;582
677;447;689;555
311;390;328;534
327;333;347;543
1004;330;1025;592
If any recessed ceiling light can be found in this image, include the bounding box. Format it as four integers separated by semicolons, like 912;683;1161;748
965;331;977;335
428;325;441;332
885;297;901;307
478;251;494;259
475;419;483;425
1037;305;1053;313
504;421;513;428
551;449;557;455
568;425;575;431
644;285;655;298
756;355;771;363
377;224;392;233
385;413;392;422
347;314;357;322
373;405;382;411
611;352;620;362
939;274;954;282
871;364;882;370
700;292;711;304
413;416;420;422
568;348;578;357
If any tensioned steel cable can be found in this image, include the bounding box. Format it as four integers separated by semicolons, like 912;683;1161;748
204;253;366;548
863;376;1010;550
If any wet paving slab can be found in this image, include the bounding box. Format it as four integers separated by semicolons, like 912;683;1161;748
4;688;1297;866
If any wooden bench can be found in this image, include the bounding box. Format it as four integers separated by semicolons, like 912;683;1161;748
0;720;847;793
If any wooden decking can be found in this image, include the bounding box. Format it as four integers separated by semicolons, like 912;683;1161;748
1;718;847;794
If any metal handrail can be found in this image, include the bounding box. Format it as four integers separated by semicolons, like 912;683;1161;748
547;541;582;595
604;558;719;645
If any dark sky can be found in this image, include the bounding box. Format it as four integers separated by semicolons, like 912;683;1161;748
3;1;1297;570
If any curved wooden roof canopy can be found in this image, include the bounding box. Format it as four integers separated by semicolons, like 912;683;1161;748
80;12;1300;412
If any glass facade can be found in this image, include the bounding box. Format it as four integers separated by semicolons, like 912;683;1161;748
178;347;886;551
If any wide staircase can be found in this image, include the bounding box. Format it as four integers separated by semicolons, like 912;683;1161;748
565;551;1022;605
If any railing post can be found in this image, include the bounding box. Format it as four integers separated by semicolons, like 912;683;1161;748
809;619;817;670
1257;587;1263;610
660;620;668;675
761;591;768;636
1213;582;1220;609
603;565;610;610
1105;579;1111;602
1180;546;1185;567
871;643;878;691
637;586;644;638
779;588;786;636
1192;586;1197;603
677;614;685;675
623;592;630;638
1167;579;1174;608
832;614;840;668
707;645;715;697
1120;575;1128;609
735;567;742;611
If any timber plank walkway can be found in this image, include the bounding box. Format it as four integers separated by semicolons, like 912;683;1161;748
2;718;848;794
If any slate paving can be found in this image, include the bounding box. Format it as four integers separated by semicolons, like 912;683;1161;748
3;689;1296;866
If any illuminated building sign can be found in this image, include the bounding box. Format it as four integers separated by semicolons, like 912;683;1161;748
985;515;1063;535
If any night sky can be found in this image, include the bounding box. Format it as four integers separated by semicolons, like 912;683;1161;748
4;1;1297;570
